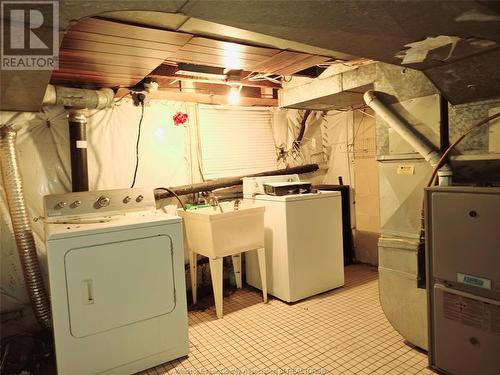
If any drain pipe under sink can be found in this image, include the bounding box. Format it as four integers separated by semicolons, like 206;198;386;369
363;90;452;186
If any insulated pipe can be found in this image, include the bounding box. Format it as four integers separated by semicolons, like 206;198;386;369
42;84;114;109
363;90;452;186
68;109;89;192
155;164;320;200
0;126;52;329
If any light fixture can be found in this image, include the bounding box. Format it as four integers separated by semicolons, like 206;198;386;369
143;79;159;93
223;43;242;69
228;85;241;105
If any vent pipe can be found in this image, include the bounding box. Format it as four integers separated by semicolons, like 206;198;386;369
68;109;89;192
0;86;114;329
0;126;52;329
43;84;115;191
42;84;114;109
363;90;452;186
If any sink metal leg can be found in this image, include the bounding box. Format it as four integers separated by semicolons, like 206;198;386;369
189;251;197;304
231;254;242;289
209;257;224;318
256;247;268;303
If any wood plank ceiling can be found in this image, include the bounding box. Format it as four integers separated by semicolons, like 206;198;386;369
51;17;331;89
53;18;192;87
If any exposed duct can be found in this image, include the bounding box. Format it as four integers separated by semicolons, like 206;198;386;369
42;85;115;191
68;109;89;192
0;126;52;329
42;84;114;109
155;164;320;200
363;90;452;186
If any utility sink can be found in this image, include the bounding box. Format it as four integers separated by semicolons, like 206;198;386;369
178;202;265;258
178;201;267;318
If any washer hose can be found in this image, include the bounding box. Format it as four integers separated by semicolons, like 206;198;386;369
0;126;52;329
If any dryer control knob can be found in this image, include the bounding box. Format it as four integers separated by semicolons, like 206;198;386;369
71;200;81;208
136;195;144;202
95;196;110;208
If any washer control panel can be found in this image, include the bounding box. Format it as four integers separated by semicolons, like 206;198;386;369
44;188;155;218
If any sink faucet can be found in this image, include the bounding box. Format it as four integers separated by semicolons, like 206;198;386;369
208;193;224;213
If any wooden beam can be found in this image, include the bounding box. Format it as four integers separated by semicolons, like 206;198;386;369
149;73;280;89
115;88;277;107
149;64;281;89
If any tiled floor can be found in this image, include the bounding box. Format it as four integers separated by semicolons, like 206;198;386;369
139;265;436;375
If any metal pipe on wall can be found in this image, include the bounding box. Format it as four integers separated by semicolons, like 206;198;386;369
68;109;89;192
0;126;52;329
363;90;452;186
43;84;114;109
155;164;320;200
43;84;116;192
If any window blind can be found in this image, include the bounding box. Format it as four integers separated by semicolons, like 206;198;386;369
198;105;277;179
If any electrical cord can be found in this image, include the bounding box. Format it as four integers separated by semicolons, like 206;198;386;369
155;187;187;211
114;91;132;105
427;111;500;187
416;111;500;288
130;100;145;188
293;109;312;147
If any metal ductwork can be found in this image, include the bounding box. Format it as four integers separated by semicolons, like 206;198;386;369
43;85;116;192
0;126;52;329
364;90;452;186
68;109;89;192
42;84;114;109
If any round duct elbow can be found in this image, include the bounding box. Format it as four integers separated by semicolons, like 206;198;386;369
43;84;114;109
363;90;377;106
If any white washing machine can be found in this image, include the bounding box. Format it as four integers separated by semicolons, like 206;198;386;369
243;175;344;302
43;188;188;375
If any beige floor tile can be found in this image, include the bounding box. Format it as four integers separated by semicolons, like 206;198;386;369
138;265;436;375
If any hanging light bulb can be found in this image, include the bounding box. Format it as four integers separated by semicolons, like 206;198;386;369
228;86;240;105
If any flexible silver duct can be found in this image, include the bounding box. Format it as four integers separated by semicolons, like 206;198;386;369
0;126;52;329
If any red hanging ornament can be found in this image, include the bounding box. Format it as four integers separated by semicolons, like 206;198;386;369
173;112;188;126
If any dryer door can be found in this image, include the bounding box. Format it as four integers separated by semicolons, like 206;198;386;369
65;235;175;337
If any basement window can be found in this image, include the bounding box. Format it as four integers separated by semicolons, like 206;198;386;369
198;105;277;179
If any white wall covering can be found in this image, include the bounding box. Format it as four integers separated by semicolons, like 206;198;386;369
0;100;284;326
87;101;191;190
322;111;355;185
0;100;190;320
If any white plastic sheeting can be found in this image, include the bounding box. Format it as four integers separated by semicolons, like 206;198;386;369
271;109;327;172
87;100;190;189
0;99;192;315
270;109;355;186
321;111;355;186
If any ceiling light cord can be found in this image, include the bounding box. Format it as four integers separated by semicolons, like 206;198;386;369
130;101;145;188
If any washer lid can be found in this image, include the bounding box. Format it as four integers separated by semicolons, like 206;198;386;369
245;190;341;202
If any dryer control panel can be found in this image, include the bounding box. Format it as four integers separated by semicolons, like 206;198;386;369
44;188;155;219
